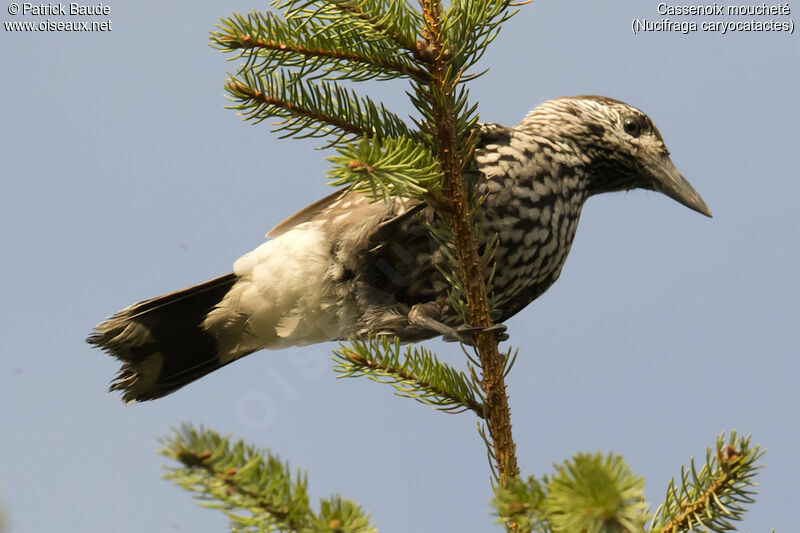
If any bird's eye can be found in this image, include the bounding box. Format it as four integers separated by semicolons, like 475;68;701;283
623;117;643;138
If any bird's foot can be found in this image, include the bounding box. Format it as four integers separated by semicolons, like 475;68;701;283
442;324;509;345
408;302;509;346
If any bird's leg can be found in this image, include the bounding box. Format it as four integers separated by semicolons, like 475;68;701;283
408;302;458;338
408;302;509;346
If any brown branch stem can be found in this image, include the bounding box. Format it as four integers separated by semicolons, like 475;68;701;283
419;0;520;489
178;449;302;531
218;34;429;81
228;81;368;138
659;451;746;533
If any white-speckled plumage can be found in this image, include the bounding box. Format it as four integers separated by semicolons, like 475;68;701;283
88;95;711;402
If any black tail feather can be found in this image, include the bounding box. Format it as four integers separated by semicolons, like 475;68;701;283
87;273;239;402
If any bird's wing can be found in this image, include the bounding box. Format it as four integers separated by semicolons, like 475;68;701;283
267;187;425;245
266;123;511;239
266;188;349;238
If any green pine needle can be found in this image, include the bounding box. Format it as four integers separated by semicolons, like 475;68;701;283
492;452;648;533
311;496;378;533
159;424;376;533
211;9;426;83
444;0;520;73
492;475;550;532
327;136;441;200
650;431;764;533
226;70;411;146
278;0;421;52
545;452;649;533
333;335;486;417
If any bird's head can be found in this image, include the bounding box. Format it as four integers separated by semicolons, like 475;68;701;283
517;95;712;217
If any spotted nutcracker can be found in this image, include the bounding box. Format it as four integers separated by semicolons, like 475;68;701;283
88;95;711;403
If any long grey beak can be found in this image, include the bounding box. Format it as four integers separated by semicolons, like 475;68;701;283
647;156;712;217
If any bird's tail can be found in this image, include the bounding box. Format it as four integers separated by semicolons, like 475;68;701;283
87;273;244;403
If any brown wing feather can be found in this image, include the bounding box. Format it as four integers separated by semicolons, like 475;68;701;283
266;188;348;238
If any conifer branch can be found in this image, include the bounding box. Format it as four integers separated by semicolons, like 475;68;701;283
417;0;520;489
650;432;764;533
211;10;428;82
226;35;425;80
327;136;441;199
492;453;649;533
492;475;549;532
228;80;358;137
160;424;376;533
333;336;486;417
545;452;649;533
302;0;419;52
192;458;300;528
444;0;519;72
226;71;410;144
279;0;421;55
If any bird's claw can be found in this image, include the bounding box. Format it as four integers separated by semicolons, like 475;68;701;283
443;324;509;345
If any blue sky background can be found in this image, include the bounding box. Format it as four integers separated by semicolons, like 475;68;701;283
1;1;798;531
